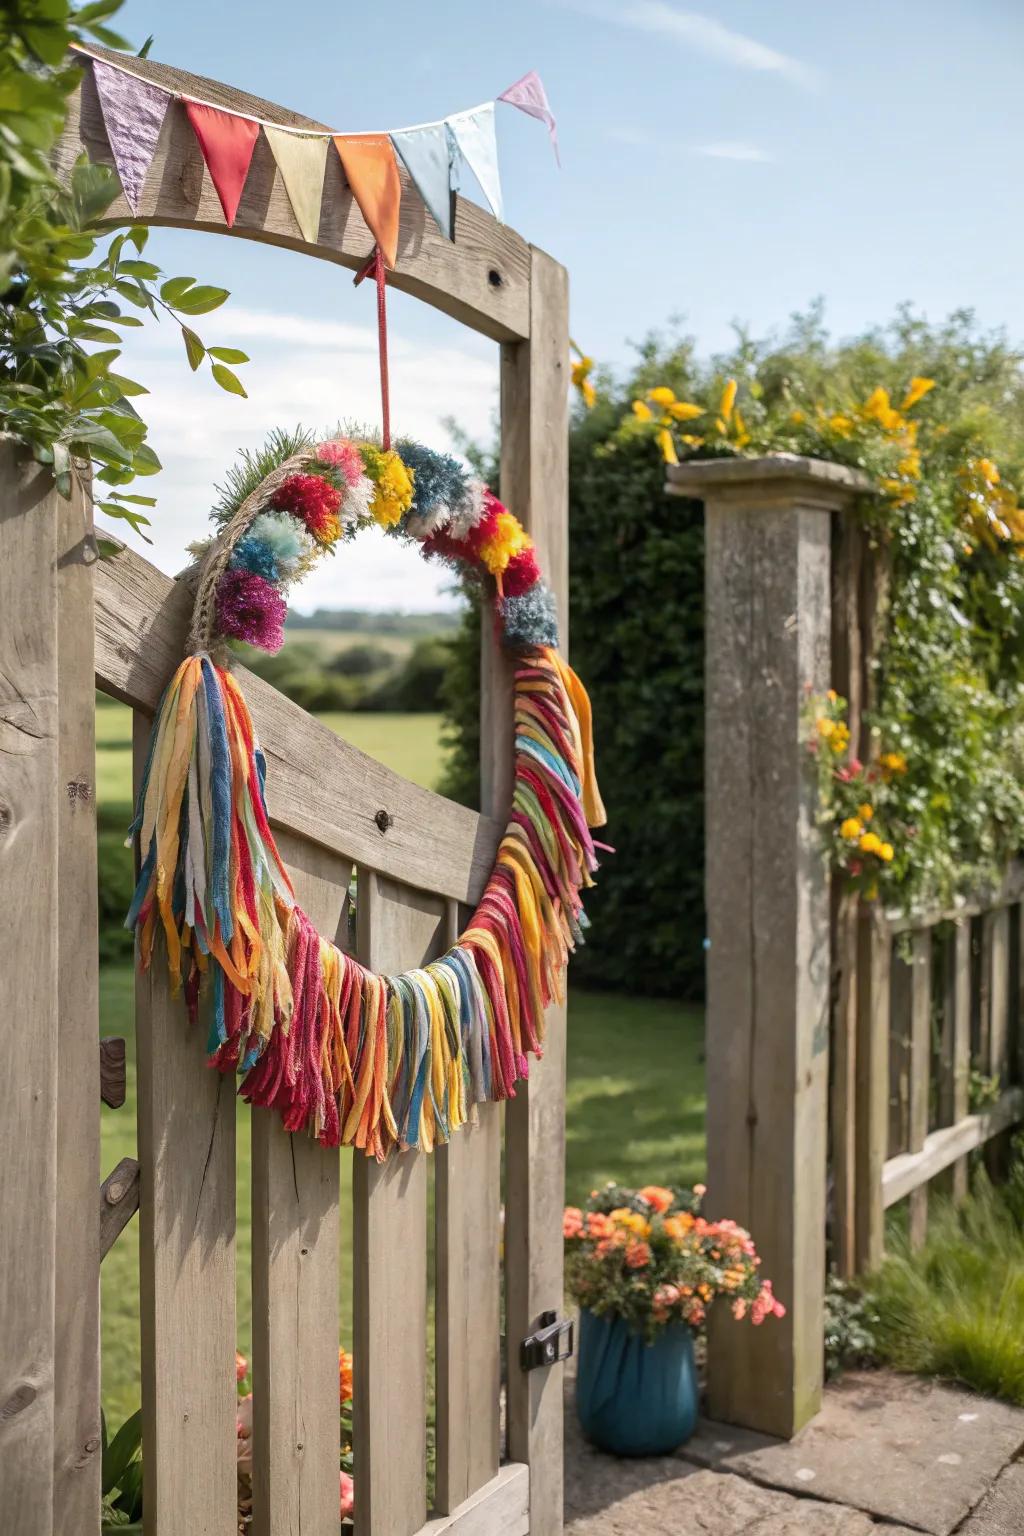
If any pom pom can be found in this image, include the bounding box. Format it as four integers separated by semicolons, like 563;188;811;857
360;444;415;528
500;584;559;650
340;471;374;528
245;511;315;582
395;439;469;536
478;509;530;577
316;438;364;489
448;478;489;539
269;472;342;544
231;531;282;584
503;544;541;596
215;569;287;653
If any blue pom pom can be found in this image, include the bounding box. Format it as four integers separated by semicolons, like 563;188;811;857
231;532;281;583
500;584;560;650
396;439;469;521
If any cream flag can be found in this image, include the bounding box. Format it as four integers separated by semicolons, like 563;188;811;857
264;126;330;244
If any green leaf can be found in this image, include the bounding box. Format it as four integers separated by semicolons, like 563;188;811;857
128;227;149;253
137;35;155;58
117;260;161;281
110;493;158;507
211;363;247;398
74;0;126;22
159;276;197;306
181;326;206;372
96;537;125;560
102;1409;142;1498
107;373;150;398
53;441;72;499
174;285;230;316
130;443;163;476
208;347;249;365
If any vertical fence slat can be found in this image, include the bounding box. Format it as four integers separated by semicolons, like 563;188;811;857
951;920;972;1201
134;712;237;1535
908;930;932;1248
888;945;913;1158
0;449;60;1532
54;476;101;1531
831;893;859;1277
989;907;1011;1084
975;913;993;1072
855;905;891;1273
251;831;348;1536
436;902;501;1513
500;244;570;1510
353;870;444;1536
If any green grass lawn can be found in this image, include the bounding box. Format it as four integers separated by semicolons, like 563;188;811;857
99;964;704;1422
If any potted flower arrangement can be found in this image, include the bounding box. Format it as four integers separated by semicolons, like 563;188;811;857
564;1183;784;1456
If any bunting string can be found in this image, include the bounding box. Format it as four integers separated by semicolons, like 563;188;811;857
76;45;558;265
127;429;606;1161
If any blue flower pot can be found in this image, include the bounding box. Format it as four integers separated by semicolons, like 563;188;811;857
575;1308;699;1457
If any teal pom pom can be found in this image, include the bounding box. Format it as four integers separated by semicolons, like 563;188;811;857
231;531;281;583
244;511;311;579
500;584;560;649
396;439;468;534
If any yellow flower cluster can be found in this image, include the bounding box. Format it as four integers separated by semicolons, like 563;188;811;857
812;377;933;509
957;455;1024;554
571;339;596;409
631;385;704;465
479;510;531;576
361;445;415;528
880;751;907;779
816;715;850;753
608;1207;652;1237
840;815;894;861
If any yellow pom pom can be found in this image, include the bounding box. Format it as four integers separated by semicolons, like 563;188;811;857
362;446;415;529
479;510;530;576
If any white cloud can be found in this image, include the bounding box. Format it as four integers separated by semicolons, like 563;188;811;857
570;1;818;90
101;310;499;613
695;140;773;162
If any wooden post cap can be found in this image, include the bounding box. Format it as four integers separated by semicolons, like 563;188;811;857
665;453;873;505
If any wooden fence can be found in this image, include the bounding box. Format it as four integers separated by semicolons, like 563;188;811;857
0;44;571;1536
667;454;1024;1440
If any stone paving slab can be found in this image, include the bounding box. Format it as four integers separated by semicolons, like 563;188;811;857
676;1371;1024;1535
959;1463;1024;1535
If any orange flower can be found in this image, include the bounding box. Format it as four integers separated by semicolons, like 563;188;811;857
563;1206;584;1239
339;1347;353;1405
624;1239;651;1269
637;1184;674;1214
586;1211;614;1239
235;1351;248;1384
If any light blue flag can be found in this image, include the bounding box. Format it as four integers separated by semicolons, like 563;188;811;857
390;122;454;241
446;103;503;224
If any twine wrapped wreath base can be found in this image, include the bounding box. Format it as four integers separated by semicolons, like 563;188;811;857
128;429;606;1160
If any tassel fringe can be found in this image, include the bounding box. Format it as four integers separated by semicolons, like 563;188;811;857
128;646;604;1159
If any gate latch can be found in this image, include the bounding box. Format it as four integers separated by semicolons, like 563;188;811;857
520;1311;574;1372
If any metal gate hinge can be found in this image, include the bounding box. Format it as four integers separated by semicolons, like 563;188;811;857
520;1311;574;1371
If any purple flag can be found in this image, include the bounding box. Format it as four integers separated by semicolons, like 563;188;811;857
497;70;560;167
91;57;172;214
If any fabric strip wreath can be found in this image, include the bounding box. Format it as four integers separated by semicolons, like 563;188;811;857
127;429;606;1160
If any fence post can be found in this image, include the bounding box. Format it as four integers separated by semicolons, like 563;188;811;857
667;454;870;1438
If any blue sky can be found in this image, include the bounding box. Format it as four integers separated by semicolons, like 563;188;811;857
104;0;1024;608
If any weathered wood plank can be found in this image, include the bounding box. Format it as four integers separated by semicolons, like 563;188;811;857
0;446;60;1532
989;907;1011;1082
435;895;502;1513
830;892;859;1279
94;538;501;906
54;472;102;1533
855;906;891;1273
250;830;348;1536
501;247;571;1513
353;871;444;1536
134;713;237;1535
908;929;932;1248
99;1037;126;1108
938;923;971;1201
59;45;531;344
415;1463;529;1536
888;944;913;1158
883;1087;1024;1205
100;1158;141;1261
885;860;1024;934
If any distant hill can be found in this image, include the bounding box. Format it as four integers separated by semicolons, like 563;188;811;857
286;608;462;637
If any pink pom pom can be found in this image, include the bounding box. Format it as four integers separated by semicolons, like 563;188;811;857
215;568;287;653
316;438;364;487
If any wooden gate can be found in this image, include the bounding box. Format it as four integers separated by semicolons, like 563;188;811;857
0;45;570;1536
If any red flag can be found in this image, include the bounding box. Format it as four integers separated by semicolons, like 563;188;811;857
185;100;260;228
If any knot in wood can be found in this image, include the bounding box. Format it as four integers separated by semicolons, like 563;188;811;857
374;808;393;834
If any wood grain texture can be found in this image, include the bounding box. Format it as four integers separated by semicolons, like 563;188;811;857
854;907;891;1273
134;720;236;1536
883;1087;1024;1205
54;471;102;1534
58;46;531;344
830;893;859;1278
100;1158;141;1262
888;945;913;1158
352;871;445;1536
94;537;502;906
416;1463;529;1536
908;930;932;1248
99;1037;126;1108
0;445;60;1534
500;247;570;1524
702;479;836;1437
250;830;348;1536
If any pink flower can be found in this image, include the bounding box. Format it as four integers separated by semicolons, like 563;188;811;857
732;1298;748;1321
624;1239;651;1269
563;1206;584;1239
692;1183;706;1200
652;1283;680;1321
236;1392;253;1475
340;1470;354;1520
236;1351;248;1384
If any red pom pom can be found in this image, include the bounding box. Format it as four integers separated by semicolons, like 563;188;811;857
270;473;341;542
463;491;504;558
503;545;541;596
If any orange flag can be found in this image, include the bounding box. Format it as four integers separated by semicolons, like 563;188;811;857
333;134;401;268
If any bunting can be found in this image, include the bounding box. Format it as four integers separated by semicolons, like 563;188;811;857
264;127;329;245
332;135;402;269
90;56;170;213
185;100;260;228
447;104;503;224
75;48;558;258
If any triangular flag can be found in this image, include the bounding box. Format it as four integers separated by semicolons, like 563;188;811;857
90;57;171;214
446;104;502;224
390;122;453;241
332;135;401;268
498;69;560;167
264;126;329;245
184;100;260;228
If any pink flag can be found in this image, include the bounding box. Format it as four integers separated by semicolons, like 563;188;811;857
91;57;171;213
497;70;560;167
